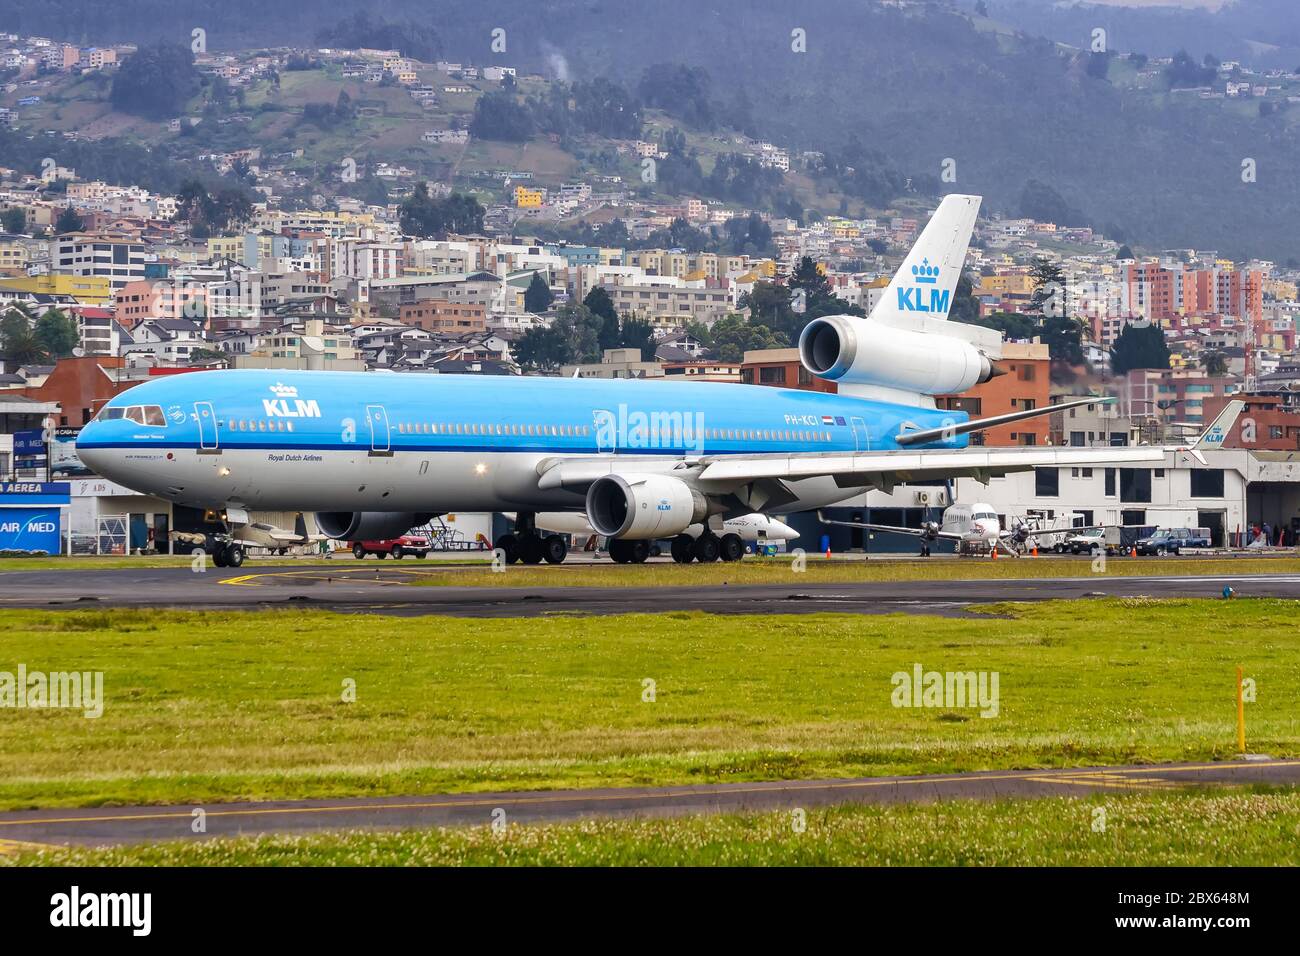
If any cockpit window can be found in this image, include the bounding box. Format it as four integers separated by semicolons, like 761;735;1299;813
973;512;997;521
97;404;166;427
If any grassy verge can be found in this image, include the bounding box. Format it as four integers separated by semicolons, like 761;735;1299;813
0;600;1294;810
8;791;1298;866
411;556;1300;587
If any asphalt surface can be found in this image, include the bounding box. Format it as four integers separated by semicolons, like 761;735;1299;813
0;760;1292;850
0;561;1297;617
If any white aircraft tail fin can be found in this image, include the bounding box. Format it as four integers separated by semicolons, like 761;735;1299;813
1190;399;1244;452
870;194;981;328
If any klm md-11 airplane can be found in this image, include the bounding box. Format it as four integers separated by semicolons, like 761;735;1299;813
76;195;1163;567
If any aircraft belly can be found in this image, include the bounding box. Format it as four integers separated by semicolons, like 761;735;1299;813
173;449;584;513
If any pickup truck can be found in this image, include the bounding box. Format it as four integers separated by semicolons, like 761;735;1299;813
351;533;432;559
1065;527;1122;555
1136;528;1212;555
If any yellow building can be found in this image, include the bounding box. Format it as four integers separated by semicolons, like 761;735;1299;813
514;187;545;209
0;238;30;276
1263;278;1297;302
0;274;112;304
978;273;1035;296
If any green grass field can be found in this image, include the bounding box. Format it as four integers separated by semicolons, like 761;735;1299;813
0;600;1294;811
411;556;1300;588
7;790;1297;866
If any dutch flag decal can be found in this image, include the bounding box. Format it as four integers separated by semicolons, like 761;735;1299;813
821;415;835;425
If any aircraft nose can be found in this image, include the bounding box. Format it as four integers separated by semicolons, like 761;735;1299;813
75;423;110;476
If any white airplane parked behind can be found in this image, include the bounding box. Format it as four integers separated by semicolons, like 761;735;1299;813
818;502;1018;556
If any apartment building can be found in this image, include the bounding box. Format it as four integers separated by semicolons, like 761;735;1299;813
51;234;146;291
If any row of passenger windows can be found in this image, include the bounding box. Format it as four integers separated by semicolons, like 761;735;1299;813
394;422;836;443
225;419;295;433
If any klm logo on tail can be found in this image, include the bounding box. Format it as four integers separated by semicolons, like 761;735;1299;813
897;259;950;314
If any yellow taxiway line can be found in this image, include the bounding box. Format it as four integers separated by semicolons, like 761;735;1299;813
2;761;1295;832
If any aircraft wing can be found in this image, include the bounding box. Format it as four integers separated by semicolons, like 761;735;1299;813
815;511;965;541
537;446;1166;496
694;445;1166;489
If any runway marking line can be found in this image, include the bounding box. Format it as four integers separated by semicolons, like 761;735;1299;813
2;761;1295;831
0;837;58;854
221;567;448;587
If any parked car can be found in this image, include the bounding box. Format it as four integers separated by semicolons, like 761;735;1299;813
351;533;431;559
1136;528;1212;555
1066;527;1122;555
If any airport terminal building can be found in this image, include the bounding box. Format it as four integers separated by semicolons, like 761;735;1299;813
805;447;1265;553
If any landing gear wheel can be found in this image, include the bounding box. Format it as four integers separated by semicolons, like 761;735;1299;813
719;533;744;562
224;544;245;568
520;534;544;565
542;534;568;564
694;533;720;563
629;540;651;564
494;534;521;565
353;544;366;559
392;545;405;559
670;534;696;563
608;538;631;564
212;546;229;568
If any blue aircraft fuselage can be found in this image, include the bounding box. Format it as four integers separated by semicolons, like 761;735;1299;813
75;369;969;514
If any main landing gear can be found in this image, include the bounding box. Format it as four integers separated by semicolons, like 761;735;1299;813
206;534;245;568
494;512;568;565
670;532;745;563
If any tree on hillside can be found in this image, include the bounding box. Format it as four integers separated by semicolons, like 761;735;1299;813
949;270;981;325
524;272;553;314
0;304;46;365
110;43;202;120
637;64;715;129
469;92;535;142
54;207;84;235
968;310;1036;341
621;316;656;361
315;12;441;62
1111;323;1171;374
2;208;26;234
709;314;786;363
173;179;253;237
1116;244;1135;260
34;308;79;358
738;281;795;342
1202;350;1229;376
398;184;484;238
1019;181;1086;228
583;286;621;351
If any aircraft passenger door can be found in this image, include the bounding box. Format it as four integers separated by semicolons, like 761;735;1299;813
850;417;870;452
593;408;615;454
194;401;219;453
365;404;391;455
